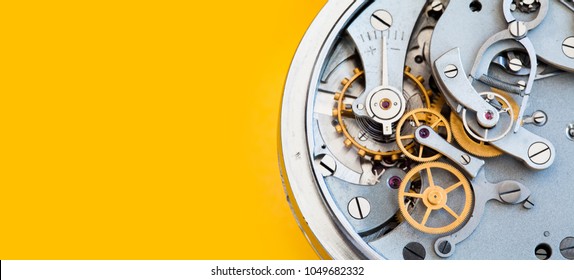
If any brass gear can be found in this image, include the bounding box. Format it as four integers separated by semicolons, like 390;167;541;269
398;162;473;235
333;67;431;161
396;108;452;162
450;89;520;158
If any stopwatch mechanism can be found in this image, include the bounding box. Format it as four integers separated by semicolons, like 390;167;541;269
280;0;574;260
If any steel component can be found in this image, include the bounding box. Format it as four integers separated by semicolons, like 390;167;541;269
461;92;515;143
317;154;337;177
403;242;426;260
281;0;574;260
434;170;532;258
560;237;574;260
564;37;574;59
348;197;371;220
434;48;500;128
414;126;485;178
568;123;574;141
370;10;393;31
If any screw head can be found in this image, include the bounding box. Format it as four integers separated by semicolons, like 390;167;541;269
560;237;574;260
371;10;393;31
498;182;522;204
508;58;523;72
562;36;574;58
438;240;452;255
431;0;444;12
517;80;527;91
564;37;574;59
523;197;535;209
509;21;527;38
532;111;548;126
528;142;551;165
460;154;471;165
567;124;574;141
444;64;458;78
403;242;426;260
348;197;371;220
317;154;337;176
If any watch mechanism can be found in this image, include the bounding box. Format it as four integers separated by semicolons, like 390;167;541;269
280;0;574;259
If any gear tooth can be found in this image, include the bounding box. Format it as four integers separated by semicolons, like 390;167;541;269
344;139;352;147
353;68;361;74
374;155;383;162
404;66;411;73
427;90;433;97
358;149;367;157
341;78;350;86
332;109;339;117
391;154;400;161
416;75;425;83
335;125;343;134
334;92;341;100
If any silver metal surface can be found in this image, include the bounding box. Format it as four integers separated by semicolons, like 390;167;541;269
281;0;574;260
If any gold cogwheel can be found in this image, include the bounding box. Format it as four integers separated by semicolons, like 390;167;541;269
333;67;431;161
398;162;473;235
396;108;452;162
450;89;520;158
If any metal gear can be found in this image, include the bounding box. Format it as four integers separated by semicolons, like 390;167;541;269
450;89;520;158
398;162;473;235
396;108;452;162
333;67;431;161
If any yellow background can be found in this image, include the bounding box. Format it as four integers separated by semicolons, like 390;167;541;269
1;0;326;259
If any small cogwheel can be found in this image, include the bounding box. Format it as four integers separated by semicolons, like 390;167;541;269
398;162;473;235
333;67;431;161
396;108;452;162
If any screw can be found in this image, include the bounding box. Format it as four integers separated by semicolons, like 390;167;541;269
460;154;471;165
444;64;458;78
318;154;337;176
348;197;371;220
509;21;527;38
528;142;552;165
371;10;393;31
532;111;547;126
523;197;535;209
544;231;550;237
508;58;523;72
357;103;365;111
535;244;551;260
403;242;426;260
563;37;574;59
560;237;574;260
431;0;444;12
517;80;527;91
437;240;452;255
498;182;522;204
568;124;574;141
